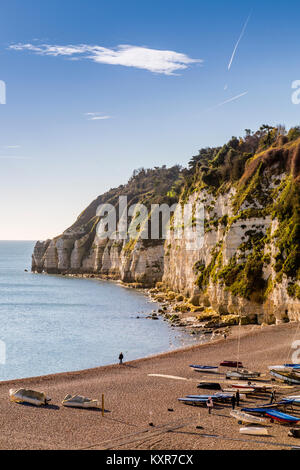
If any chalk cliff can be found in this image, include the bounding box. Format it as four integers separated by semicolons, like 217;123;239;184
32;126;300;323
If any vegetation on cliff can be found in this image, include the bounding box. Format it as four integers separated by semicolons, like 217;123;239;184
191;125;300;303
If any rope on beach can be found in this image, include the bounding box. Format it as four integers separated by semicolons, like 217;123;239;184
77;417;196;450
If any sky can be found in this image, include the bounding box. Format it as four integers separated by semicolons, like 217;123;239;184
1;0;300;240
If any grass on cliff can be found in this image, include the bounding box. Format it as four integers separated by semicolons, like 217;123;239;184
192;125;300;303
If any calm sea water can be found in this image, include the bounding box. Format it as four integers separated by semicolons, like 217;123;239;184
0;241;198;381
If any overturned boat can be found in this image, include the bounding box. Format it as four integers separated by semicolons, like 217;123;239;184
62;394;100;409
230;409;268;425
240;426;269;436
226;369;261;381
190;365;218;372
265;409;300;424
270;369;300;385
220;361;243;368
9;388;51;407
197;382;222;391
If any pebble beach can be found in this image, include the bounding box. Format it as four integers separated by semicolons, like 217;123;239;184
0;322;300;450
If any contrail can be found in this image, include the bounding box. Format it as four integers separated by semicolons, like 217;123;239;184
228;13;251;71
208;91;248;111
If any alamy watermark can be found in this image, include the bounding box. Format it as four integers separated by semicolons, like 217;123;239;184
0;80;6;104
292;80;300;104
0;340;6;365
96;197;205;251
291;340;300;364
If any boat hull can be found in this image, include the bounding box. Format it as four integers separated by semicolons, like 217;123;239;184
240;427;269;436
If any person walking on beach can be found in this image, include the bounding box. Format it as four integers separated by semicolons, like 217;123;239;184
270;390;276;404
231;395;236;410
236;390;240;407
207;397;214;415
119;352;124;365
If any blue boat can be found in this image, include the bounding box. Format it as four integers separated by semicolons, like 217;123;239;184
241;406;273;414
190;365;218;371
178;398;208;405
284;364;300;369
187;393;233;400
266;410;300;424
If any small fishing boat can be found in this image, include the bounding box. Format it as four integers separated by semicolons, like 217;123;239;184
62;394;100;409
226;370;261;380
230;410;268;425
197;382;222;391
187;393;233;403
265;410;300;424
220;361;243;368
190;365;218;372
9;388;51;407
241;405;278;415
178;398;208;406
231;382;270;391
269;365;300;372
223;388;252;395
281;398;300;407
270;369;300;385
240;427;269;436
283;395;300;400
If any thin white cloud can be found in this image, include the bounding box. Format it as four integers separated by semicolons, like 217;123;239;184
9;43;202;75
228;13;251;71
208;91;248;111
84;112;111;121
4;145;21;149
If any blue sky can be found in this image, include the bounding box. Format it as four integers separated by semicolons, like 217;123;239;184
1;0;300;239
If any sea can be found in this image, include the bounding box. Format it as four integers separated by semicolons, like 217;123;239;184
0;241;199;381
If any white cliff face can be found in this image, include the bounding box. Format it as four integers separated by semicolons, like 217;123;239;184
163;188;300;323
31;166;299;323
32;231;165;287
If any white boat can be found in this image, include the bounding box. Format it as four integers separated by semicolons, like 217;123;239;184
283;395;300;400
226;370;261;380
9;388;50;407
223;387;254;395
270;369;300;385
239;426;269;436
62;394;100;409
268;365;298;372
231;410;268;425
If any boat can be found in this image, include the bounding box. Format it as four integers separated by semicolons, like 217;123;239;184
283;395;300;400
9;388;51;407
226;370;261;380
270;369;300;385
190;365;218;372
269;365;300;372
281;398;300;407
223;388;253;395
241;405;278;415
62;394;100;409
187;393;233;402
265;410;300;424
197;382;222;391
230;410;268;425
178;398;208;406
220;361;243;368
231;382;271;391
240;427;269;436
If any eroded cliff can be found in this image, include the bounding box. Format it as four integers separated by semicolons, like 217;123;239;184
32;126;300;323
